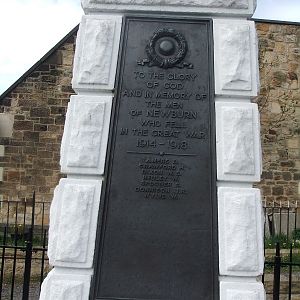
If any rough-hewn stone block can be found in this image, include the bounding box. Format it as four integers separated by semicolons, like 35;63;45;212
220;281;265;300
40;117;54;125
47;178;102;268
54;115;65;125
72;15;122;92
39;269;91;300
218;187;264;276
30;107;50;118
272;186;283;195
216;102;261;182
34;124;47;132
60;95;112;175
214;19;259;97
82;0;256;16
13;120;33;131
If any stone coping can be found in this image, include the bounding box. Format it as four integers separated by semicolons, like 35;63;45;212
82;0;256;17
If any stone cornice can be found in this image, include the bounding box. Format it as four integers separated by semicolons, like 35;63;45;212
82;0;256;17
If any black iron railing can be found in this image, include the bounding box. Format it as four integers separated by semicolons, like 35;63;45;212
263;203;300;300
0;193;50;300
0;197;299;299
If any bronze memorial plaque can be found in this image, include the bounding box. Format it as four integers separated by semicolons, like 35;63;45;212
92;16;218;300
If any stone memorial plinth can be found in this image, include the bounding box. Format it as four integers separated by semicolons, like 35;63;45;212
40;0;265;299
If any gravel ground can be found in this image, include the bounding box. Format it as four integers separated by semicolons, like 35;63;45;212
1;283;40;300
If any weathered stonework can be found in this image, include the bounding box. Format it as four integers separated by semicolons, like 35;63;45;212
220;281;265;300
214;19;259;97
0;22;297;223
212;9;264;298
0;0;270;296
82;0;256;16
40;7;123;298
40;0;264;297
218;187;264;276
39;269;91;300
0;29;77;203
216;102;261;182
72;15;122;92
0;22;297;210
48;178;102;268
0;21;298;299
254;22;300;206
60;95;112;175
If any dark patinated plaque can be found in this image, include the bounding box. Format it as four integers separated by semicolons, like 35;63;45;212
93;16;217;300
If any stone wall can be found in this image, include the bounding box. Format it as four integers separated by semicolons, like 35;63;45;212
0;21;299;210
255;22;300;206
40;0;266;298
0;18;297;300
0;32;76;202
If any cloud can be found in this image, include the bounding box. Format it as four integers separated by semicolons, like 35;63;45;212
1;0;300;95
254;0;300;22
0;0;82;94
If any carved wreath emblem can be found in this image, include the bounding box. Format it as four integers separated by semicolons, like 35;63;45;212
137;28;193;69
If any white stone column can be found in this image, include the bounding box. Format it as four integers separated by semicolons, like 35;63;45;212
214;17;265;300
40;1;265;299
40;14;123;300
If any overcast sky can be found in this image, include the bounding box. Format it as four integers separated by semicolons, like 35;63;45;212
0;0;300;95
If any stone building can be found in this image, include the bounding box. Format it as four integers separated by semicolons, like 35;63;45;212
255;21;300;207
0;20;299;207
0;26;78;202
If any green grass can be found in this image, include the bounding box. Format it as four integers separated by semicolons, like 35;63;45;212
264;230;300;272
264;230;300;249
265;252;300;272
0;234;46;247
